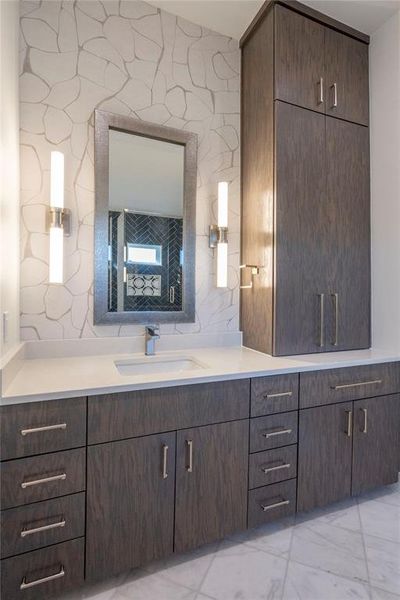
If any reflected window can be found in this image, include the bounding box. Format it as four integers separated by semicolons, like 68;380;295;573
127;243;162;266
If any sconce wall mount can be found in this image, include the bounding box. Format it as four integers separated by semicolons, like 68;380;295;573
209;224;228;248
47;207;71;236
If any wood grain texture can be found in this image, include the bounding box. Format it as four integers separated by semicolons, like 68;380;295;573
1;538;84;600
240;6;274;354
174;420;248;553
274;102;329;355
1;492;85;559
325;117;371;350
325;27;369;126
299;362;400;408
297;403;353;512
249;444;297;489
248;479;296;528
250;411;298;453
88;380;250;444
0;397;86;461
86;432;176;582
251;373;299;417
1;448;86;510
352;394;400;495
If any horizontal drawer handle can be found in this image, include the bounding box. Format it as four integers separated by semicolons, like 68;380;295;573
20;423;67;436
260;499;290;512
20;565;65;590
261;462;291;474
21;473;67;489
332;379;382;390
262;428;292;439
21;519;66;538
263;391;293;399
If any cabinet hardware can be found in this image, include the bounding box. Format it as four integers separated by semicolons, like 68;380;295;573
332;379;382;390
162;444;169;479
20;565;65;590
240;264;260;289
263;391;292;400
345;410;353;437
21;473;67;489
186;440;193;473
21;519;66;538
317;77;324;104
331;293;339;346
318;293;325;347
169;287;175;304
331;82;338;108
260;499;289;512
261;463;291;474
361;408;368;434
20;423;67;436
262;428;292;439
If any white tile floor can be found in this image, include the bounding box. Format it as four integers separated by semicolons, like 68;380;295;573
64;481;400;600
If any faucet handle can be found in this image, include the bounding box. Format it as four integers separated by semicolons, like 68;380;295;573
146;325;160;338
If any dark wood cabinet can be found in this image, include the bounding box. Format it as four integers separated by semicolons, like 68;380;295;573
86;432;176;581
175;420;248;553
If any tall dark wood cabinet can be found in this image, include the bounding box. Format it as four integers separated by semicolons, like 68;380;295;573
241;0;371;356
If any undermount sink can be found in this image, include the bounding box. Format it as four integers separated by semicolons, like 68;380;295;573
114;356;207;376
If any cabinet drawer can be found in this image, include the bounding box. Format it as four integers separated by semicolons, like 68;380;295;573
1;448;86;509
1;538;84;600
251;374;299;417
248;479;296;528
300;362;400;408
1;398;86;461
249;445;297;489
250;412;298;453
88;379;250;444
1;493;85;559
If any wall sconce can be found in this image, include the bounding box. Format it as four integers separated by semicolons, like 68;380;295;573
209;182;228;288
47;151;71;284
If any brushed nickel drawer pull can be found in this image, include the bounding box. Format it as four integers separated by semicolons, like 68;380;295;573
345;410;353;437
331;293;339;346
332;379;382;390
20;565;65;590
260;499;290;512
21;473;67;489
331;82;338;108
318;293;325;347
21;519;66;538
361;408;368;434
162;444;169;479
262;428;292;439
186;440;193;473
261;463;291;474
264;391;293;399
21;423;67;436
317;77;324;104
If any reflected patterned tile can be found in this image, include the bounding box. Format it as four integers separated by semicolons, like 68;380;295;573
358;498;400;543
228;517;294;558
364;534;400;595
291;521;368;582
282;562;370;600
296;497;362;533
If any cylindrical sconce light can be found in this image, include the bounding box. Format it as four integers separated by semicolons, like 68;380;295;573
209;182;229;288
48;151;70;284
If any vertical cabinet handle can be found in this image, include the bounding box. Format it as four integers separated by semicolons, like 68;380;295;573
361;408;368;434
162;444;169;479
318;293;325;347
186;440;193;473
345;410;353;437
331;82;338;108
318;77;324;104
331;293;339;346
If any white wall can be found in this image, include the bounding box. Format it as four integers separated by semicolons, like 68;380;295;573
0;0;20;358
370;9;400;350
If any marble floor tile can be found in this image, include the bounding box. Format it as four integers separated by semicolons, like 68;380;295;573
295;497;362;533
360;482;400;508
358;498;400;543
228;517;295;558
116;569;197;600
370;586;400;600
364;534;400;595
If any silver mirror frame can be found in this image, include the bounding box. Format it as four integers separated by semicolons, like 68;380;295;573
94;109;197;324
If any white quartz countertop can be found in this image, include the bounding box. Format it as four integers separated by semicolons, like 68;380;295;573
2;345;400;405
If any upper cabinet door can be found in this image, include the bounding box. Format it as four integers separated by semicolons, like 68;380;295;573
325;28;369;126
275;5;325;113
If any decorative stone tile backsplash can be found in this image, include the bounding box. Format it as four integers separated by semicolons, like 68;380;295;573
19;0;240;340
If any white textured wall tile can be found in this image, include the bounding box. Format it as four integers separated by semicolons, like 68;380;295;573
20;0;240;341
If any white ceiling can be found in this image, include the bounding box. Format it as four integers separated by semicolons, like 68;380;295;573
150;0;400;39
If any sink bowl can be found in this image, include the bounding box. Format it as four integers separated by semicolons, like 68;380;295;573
114;356;207;376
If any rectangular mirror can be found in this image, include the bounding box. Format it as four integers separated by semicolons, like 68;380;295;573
94;110;197;324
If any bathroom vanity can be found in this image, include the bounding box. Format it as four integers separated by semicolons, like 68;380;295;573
1;356;399;599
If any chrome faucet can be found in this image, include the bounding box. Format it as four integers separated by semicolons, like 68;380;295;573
145;325;160;356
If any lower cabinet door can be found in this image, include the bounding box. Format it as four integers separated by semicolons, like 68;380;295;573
352;394;400;495
86;432;176;582
297;403;353;512
175;420;248;553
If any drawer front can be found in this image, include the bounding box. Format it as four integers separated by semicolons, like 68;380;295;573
251;374;299;417
1;493;85;559
249;445;297;489
1;398;86;461
250;412;298;453
1;448;86;509
1;538;84;600
248;479;296;529
88;379;250;444
300;362;400;408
